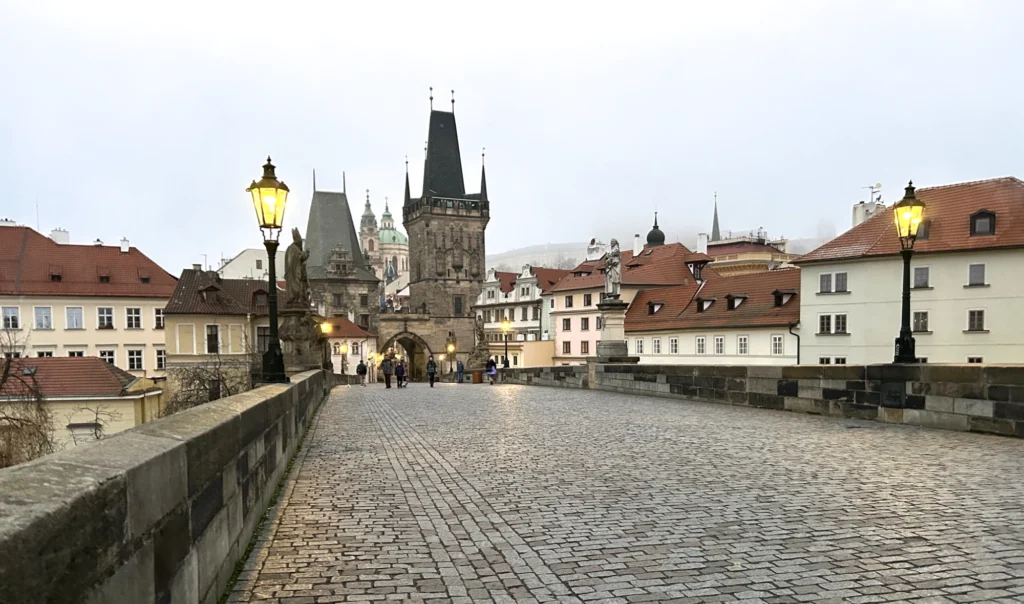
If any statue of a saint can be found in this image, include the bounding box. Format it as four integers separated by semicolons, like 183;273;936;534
284;227;311;307
604;238;621;298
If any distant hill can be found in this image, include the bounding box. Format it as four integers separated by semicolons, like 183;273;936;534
487;242;588;272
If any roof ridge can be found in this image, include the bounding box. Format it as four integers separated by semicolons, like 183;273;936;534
918;176;1024;192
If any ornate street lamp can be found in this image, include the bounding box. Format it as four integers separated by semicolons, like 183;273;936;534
248;157;290;383
447;342;455;374
501;319;511;368
892;181;926;364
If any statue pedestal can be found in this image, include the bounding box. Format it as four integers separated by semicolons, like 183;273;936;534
596;297;639;364
278;306;323;375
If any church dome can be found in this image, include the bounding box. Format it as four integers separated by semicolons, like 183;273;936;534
378;228;408;245
646;213;665;246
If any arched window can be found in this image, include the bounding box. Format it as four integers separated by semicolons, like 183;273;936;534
368;239;375;252
332;343;340;354
392;255;398;273
970;210;996;236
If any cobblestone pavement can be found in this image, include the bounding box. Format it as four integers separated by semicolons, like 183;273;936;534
230;384;1024;603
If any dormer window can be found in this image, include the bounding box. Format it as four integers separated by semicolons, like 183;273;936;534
916;219;931;241
647;301;663;315
695;297;715;312
772;289;797;307
726;294;747;310
99;275;110;283
970;210;995;236
254;292;268;306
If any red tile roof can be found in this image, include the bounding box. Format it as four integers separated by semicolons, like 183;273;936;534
0;226;177;298
797;177;1024;264
529;267;572;293
550;243;705;292
164;269;271;316
626;268;800;332
322;316;375;338
0;357;147;398
495;271;518;294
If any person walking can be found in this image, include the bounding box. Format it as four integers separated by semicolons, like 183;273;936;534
427;356;438;387
395;360;406;388
486;357;497;385
456;359;465;384
356;360;367;387
381;355;394;389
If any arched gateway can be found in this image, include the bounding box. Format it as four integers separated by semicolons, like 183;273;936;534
378;331;432;382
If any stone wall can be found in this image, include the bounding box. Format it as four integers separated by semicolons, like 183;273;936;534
502;363;1024;438
0;370;329;604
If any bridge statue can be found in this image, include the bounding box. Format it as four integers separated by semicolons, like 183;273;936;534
604;238;621;299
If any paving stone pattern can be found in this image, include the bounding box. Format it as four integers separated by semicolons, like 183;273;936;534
230;383;1024;603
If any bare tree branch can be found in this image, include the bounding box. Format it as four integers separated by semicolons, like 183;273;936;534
0;329;55;468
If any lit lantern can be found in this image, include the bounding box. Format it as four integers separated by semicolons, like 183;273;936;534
248;157;290;234
892;181;926;250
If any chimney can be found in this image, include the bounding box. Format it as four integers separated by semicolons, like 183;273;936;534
696;233;709;255
119;238;130;253
192;263;202;270
0;218;18;227
633;233;642;256
49;228;70;244
852;200;881;228
93;239;103;246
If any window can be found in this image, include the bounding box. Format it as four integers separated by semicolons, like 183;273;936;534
156;349;166;370
255;293;267;306
333;294;343;306
487;290;495;299
670;337;678;354
967;356;984;364
834;357;847;365
834;272;848;293
532;306;540;321
564;295;574;308
562;318;571;331
66;307;84;330
771;335;784;356
818;314;832;334
99;275;110;283
453;295;464;316
68;350;84;358
635;339;644;354
968;264;986;286
970;211;995;236
967;310;985;332
583;294;592;306
819;314;847;334
126;307;142;329
513;355;519;366
360;294;369;307
128;349;143;371
332;342;340;354
550;298;554;308
256;259;263;270
521;307;528;321
819;357;832;365
206;325;219;353
2;307;20;329
580;341;589;355
913;267;930;288
581;317;589;331
596;317;602;330
696;336;706;355
351;342;360;356
3;352;21;359
359;314;369;329
257;326;270;353
653;338;661;354
818;272;847;293
154;308;164;329
37;351;53;358
819;273;832;293
738;335;749;355
34;307;52;330
834;314;847;334
913;311;929;332
98;307;114;328
100;350;115;364
562;341;571;354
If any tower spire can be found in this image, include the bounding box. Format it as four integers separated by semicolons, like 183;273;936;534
343;171;346;194
312;168;316;191
479;147;488;202
711;192;721;242
451;89;455;113
429;86;433;110
653;211;659;229
404;156;412;204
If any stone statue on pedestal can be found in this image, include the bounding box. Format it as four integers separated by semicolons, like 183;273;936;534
604;238;621;299
284;228;311;308
279;228;322;374
467;314;491;369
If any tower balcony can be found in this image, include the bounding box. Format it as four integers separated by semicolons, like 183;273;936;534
403;196;490;223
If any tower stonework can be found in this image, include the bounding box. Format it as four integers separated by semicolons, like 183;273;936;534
377;106;489;378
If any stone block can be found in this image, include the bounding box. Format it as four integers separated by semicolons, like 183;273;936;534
855;389;881;405
984;366;1024;386
954;398;993;418
747;365;782;379
748;392;784;409
821;379;847;390
822;388;854;402
993;401;1024;421
86;539;154;604
910;381;930;395
195;508;231;598
921;364;984;384
798;384;823;400
725;378;746;391
724;390;749;405
838;402;878;420
925;395;955;413
820;365;865;380
904;395;925;410
866;364;921;382
666;375;694;386
154;504;191;600
167;550;198;604
784;397;827;415
776;379;798;397
712;365;748;378
969;416;1016;436
878;407;903;423
670;384;698;397
746;377;776;395
781;365;822;379
190;475;224;539
903;409;969;432
845;380;866;391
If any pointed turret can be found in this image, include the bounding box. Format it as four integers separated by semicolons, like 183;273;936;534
360;189;377;231
422;109;466;198
646;211;665;247
404;160;412;204
479;160;488;202
711;196;721;242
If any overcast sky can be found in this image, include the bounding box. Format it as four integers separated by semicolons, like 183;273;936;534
2;0;1023;273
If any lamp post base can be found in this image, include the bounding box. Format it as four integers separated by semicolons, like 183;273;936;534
262;346;288;383
894;335;917;364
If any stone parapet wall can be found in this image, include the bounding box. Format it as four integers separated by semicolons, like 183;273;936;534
502;363;1024;438
0;370;330;604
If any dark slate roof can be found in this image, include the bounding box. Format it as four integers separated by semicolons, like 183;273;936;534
422;110;466;199
164;269;271;316
304;190;378;282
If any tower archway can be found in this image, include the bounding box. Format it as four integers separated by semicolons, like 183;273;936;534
379;331;433;382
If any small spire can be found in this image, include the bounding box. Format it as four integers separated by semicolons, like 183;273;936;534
405;155;408;174
711;192;721;242
653;211;659;228
451;89;455;113
366;189;370;203
343;171;346;194
404;157;412;204
482;147;486;166
312;168;316;191
384;196;389;212
479;148;488;202
429;86;433;110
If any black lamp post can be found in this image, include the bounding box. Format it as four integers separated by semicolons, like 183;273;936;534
447;342;455;374
892;181;926;364
501;319;511;368
247;157;290;383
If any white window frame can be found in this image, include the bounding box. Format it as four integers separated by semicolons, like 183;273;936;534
652;338;661;354
156;348;166;370
68;350;85;358
97;307;114;328
126;307;142;329
834;313;848;334
818;273;832;293
737;335;749;355
819;357;832;365
635;338;644;355
968;263;986;286
967;308;986;332
33;306;53;330
714;336;724;355
66;306;84;330
834;272;848;293
564;295;574;308
771;334;784;356
669;337;678;354
967;356;984;364
99;349;116;364
2;306;21;330
818;313;832;334
696;336;706;355
205;323;221;354
154;308;164;329
913;266;930;288
127;349;144;371
913;310;929;333
834;357;847;365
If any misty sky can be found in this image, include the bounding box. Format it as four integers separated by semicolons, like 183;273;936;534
2;0;1023;274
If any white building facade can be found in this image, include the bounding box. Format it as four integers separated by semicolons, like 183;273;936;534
218;248;285;281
